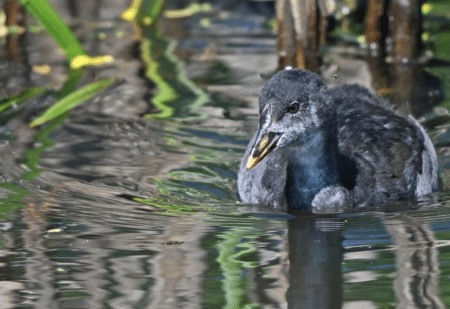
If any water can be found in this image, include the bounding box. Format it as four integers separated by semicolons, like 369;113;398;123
1;0;450;308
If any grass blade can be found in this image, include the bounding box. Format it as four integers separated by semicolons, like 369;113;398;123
30;78;116;127
18;0;87;61
0;86;48;113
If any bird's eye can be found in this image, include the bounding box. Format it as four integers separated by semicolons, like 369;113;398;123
286;102;299;113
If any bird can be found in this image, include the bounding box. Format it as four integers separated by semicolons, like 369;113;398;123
237;68;440;212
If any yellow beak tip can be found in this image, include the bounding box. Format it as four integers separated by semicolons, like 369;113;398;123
246;157;258;171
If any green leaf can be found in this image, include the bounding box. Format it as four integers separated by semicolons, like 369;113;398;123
0;86;48;113
30;78;116;127
54;68;85;99
18;0;87;61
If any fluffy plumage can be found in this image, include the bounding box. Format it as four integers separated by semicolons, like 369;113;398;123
237;69;440;211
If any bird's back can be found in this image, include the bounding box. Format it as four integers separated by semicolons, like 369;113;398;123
332;84;440;206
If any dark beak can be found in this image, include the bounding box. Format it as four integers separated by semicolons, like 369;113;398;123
246;131;282;170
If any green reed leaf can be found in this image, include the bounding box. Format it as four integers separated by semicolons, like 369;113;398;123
0;86;48;113
18;0;87;61
30;78;116;127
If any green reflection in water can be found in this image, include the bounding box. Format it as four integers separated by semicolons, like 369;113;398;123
0;113;67;222
126;0;209;120
132;120;243;213
216;227;260;309
0;68;83;220
134;195;218;215
21;113;69;181
342;215;396;307
202;213;286;309
21;67;84;181
141;35;209;120
422;204;450;304
343;251;396;307
0;116;68;221
436;241;450;303
0;182;34;220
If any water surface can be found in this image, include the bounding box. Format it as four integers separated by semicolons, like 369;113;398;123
1;1;450;308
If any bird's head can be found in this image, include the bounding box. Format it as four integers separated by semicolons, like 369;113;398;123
247;68;335;170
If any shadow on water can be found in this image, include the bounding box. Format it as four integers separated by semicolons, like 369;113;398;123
1;0;450;308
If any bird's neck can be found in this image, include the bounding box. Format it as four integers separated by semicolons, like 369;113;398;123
285;127;340;210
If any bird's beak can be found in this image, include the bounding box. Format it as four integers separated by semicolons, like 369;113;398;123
247;131;282;170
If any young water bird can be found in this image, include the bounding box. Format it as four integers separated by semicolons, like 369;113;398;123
237;68;440;211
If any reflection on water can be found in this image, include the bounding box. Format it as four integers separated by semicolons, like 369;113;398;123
4;189;450;308
1;0;450;308
287;218;343;309
384;215;444;308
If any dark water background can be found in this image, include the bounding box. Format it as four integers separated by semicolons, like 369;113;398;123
1;0;450;308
